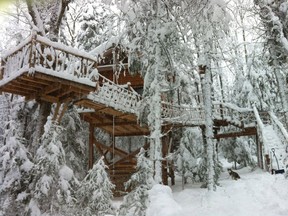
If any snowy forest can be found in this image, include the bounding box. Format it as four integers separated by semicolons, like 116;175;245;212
0;0;288;216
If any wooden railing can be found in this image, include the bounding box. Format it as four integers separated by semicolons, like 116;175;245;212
87;76;142;114
1;34;99;82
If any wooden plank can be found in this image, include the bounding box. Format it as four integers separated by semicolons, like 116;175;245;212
16;78;46;89
1;84;32;94
6;82;37;94
0;87;30;96
33;73;95;92
21;73;52;86
37;94;59;103
96;120;138;127
13;80;43;91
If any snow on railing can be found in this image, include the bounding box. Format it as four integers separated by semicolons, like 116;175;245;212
269;111;288;144
212;102;256;127
269;112;288;171
161;102;205;125
1;38;32;80
87;75;142;114
1;34;99;82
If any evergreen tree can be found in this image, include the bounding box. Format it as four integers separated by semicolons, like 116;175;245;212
76;0;117;51
176;128;203;185
121;0;184;183
220;137;257;169
27;117;77;216
77;157;115;216
60;108;88;179
118;148;154;216
254;0;288;126
0;98;34;216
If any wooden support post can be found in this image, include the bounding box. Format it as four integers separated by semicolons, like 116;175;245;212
52;102;61;122
256;133;264;169
57;102;69;123
161;133;169;185
88;123;94;169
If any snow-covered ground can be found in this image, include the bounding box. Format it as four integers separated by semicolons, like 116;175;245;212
171;168;287;216
114;162;288;216
147;164;288;216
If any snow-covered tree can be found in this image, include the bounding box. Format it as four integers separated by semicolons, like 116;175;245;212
77;156;115;216
0;97;34;216
221;137;257;169
118;148;154;216
60;108;88;179
27;117;77;216
76;0;117;51
192;0;230;191
176;128;203;185
120;0;184;183
254;0;288;125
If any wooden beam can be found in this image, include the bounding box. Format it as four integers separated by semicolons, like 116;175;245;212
21;74;52;86
94;141;109;165
95;140;129;157
95;120;138;127
5;83;36;94
111;142;150;166
0;87;30;96
57;102;69;122
88;123;94;169
214;127;257;139
33;73;95;92
52;102;61;122
42;82;62;94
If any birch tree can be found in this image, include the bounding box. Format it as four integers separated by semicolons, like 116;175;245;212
188;0;229;190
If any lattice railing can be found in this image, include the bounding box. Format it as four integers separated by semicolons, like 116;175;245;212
88;76;142;114
161;102;205;125
213;103;256;127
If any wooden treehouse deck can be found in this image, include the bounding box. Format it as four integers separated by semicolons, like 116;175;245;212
0;34;265;195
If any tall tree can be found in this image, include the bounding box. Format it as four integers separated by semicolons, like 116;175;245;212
121;0;183;183
191;0;230;190
254;0;288;125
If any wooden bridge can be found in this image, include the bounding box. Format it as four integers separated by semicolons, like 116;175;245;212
0;34;285;195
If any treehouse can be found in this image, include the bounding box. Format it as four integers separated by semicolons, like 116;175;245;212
1;33;283;195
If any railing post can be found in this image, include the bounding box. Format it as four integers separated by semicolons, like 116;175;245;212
0;59;4;80
28;33;37;72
